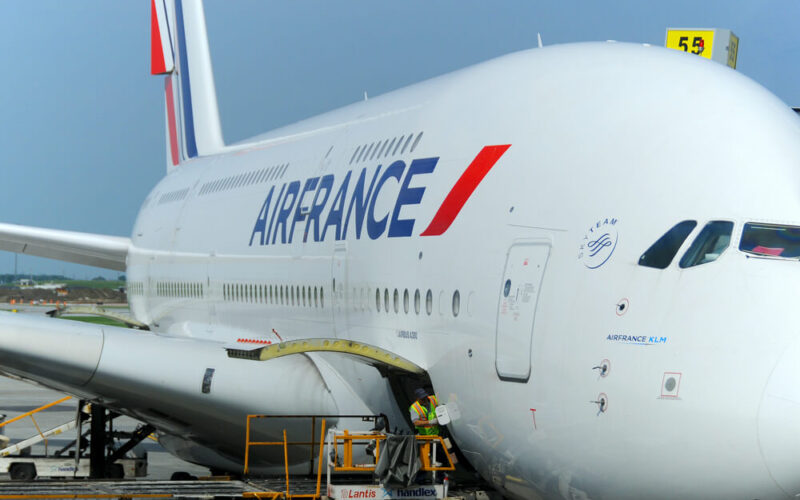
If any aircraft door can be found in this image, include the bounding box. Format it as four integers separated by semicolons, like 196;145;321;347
332;243;348;338
495;241;551;382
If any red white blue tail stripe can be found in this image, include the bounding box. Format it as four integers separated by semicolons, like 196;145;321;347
150;0;225;168
150;0;174;75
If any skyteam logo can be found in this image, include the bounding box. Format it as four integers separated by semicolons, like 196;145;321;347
249;145;510;246
579;217;619;269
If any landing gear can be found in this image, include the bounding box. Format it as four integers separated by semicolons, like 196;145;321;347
76;401;155;479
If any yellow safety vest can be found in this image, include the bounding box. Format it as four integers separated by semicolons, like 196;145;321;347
410;395;439;436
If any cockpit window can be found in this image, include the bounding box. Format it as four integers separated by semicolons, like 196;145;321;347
739;223;800;258
638;220;697;269
679;221;734;268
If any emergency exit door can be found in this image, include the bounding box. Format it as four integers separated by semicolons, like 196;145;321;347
495;241;551;382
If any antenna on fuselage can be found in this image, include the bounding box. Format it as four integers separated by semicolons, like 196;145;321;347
537;33;543;48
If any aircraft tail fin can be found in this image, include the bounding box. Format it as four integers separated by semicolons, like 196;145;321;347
151;0;224;170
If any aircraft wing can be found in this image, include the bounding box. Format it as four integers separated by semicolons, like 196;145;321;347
0;223;130;271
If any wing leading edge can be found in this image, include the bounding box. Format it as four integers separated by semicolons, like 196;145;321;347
0;223;130;271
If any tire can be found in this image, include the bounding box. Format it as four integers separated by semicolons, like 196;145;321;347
106;463;124;479
170;471;195;481
9;463;36;481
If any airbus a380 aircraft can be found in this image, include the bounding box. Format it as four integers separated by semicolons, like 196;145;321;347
1;1;800;498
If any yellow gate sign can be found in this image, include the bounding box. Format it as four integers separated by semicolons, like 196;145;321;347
665;28;738;69
666;30;715;59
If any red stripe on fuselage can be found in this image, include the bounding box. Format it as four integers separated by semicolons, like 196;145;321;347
165;76;180;166
150;0;167;75
420;144;511;236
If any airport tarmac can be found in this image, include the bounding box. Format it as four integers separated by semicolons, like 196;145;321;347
0;305;210;480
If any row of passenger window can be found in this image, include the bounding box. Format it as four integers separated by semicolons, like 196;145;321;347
158;187;190;205
128;281;144;296
639;219;800;269
155;281;205;298
349;132;424;165
133;279;464;319
199;163;290;196
223;282;325;309
371;287;461;317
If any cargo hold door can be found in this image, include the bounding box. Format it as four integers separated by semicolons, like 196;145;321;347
495;241;551;382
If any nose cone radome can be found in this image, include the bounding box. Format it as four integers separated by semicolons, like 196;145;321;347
759;337;800;497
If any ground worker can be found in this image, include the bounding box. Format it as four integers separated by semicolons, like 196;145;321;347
409;388;445;480
409;388;439;435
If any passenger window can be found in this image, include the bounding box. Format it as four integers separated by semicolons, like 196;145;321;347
740;222;800;258
639;220;697;269
679;221;734;268
426;290;433;315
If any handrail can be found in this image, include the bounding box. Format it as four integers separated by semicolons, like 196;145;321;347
0;396;72;429
244;415;336;499
329;431;455;473
416;435;456;473
243;414;387;475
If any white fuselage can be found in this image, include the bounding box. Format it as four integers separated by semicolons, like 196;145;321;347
115;43;800;498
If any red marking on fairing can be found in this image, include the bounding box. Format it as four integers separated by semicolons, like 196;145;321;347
236;338;271;345
165;76;180;166
420;145;511;236
150;0;167;75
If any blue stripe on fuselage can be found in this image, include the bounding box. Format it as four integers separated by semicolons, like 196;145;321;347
174;0;197;159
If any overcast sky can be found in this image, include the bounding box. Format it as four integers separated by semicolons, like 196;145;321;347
0;1;797;278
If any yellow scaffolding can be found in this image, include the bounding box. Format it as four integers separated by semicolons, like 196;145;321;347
242;413;453;498
243;415;333;499
329;431;455;473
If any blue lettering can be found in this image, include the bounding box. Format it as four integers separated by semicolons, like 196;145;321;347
271;181;300;244
289;177;319;243
303;174;334;243
389;157;437;237
321;171;351;241
265;183;286;246
366;161;405;240
249;185;275;246
343;166;382;240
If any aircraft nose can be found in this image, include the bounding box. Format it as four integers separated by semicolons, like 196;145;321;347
759;337;800;497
